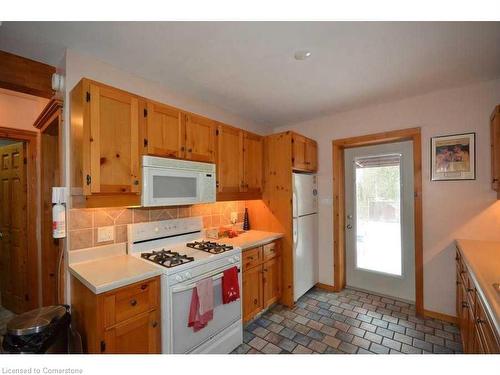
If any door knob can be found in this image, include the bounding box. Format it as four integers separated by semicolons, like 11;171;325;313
346;224;352;230
0;232;2;240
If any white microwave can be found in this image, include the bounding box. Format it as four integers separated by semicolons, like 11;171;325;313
142;156;216;207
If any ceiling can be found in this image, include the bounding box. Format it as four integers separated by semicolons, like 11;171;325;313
1;22;499;127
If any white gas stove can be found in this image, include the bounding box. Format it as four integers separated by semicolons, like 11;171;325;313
127;217;242;354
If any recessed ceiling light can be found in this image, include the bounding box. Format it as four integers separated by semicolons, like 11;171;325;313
294;50;312;61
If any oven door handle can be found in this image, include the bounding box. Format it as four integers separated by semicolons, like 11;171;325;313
171;268;240;294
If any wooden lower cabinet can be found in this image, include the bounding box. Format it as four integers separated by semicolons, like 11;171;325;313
71;275;161;354
242;265;263;322
104;310;160;354
456;249;499;353
242;240;281;322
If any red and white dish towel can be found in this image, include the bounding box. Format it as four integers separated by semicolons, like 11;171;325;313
222;266;240;304
187;266;240;332
188;278;214;332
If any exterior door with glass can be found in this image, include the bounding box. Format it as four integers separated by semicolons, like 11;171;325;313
344;141;415;302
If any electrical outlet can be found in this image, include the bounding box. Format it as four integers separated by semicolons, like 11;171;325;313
97;226;114;243
230;212;238;224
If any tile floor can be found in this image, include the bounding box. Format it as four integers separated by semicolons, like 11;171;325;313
233;287;462;354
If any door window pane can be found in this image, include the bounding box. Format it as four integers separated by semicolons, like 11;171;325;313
355;154;402;276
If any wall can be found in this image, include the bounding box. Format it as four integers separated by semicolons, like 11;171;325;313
274;78;500;316
63;49;268;135
68;202;246;251
0;88;48;131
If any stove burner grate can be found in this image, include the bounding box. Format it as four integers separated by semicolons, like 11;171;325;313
141;249;194;268
186;241;233;254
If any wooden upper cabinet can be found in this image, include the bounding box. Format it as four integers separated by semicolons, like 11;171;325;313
242;132;263;194
292;133;307;170
491;105;500;197
305;138;318;172
185;113;216;162
142;100;185;159
292;132;317;172
216;124;242;193
74;79;140;196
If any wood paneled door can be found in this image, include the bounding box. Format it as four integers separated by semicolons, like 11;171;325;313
242;132;263;194
185;113;216;163
142;100;185;158
86;82;140;195
292;132;317;172
0;141;28;313
216;125;242;194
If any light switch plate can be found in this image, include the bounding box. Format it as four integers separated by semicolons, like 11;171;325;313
97;226;114;243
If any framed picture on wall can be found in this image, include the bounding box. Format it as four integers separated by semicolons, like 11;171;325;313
431;132;475;181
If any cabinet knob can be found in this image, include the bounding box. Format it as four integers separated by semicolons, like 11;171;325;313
130;299;137;306
133;179;139;186
152;321;158;328
140;284;148;290
467;288;474;292
476;318;486;324
462;302;469;308
188;148;192;152
253;298;258;305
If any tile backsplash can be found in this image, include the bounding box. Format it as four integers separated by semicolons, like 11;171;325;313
68;201;246;251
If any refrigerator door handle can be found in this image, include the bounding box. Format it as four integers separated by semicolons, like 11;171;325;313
293;219;299;248
293;186;299;218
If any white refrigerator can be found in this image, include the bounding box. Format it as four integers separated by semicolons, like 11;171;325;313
292;173;318;301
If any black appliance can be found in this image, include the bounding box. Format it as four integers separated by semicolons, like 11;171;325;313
2;305;72;354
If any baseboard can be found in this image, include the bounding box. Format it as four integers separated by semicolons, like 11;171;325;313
424;309;458;325
315;282;336;292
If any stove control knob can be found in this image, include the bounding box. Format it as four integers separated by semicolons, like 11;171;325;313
228;257;235;264
175;275;183;282
184;272;192;279
234;256;240;262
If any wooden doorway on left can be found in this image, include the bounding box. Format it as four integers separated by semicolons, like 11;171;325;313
0;128;38;314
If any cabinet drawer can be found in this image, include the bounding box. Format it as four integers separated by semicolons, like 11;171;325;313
476;297;500;353
263;241;280;261
243;247;262;270
103;277;159;328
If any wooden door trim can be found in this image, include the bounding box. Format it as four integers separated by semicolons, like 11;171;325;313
0;50;56;99
34;100;65;305
331;127;423;316
0;126;39;310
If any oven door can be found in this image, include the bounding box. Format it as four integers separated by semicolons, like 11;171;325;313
168;266;242;354
142;166;202;206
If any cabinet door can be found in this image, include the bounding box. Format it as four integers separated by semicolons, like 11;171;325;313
292;134;307;171
143;101;185;158
216;125;242;193
185;113;215;162
305;139;318;172
242;265;263;322
263;257;281;308
103;310;160;354
491;109;500;193
86;82;140;195
242;132;263;193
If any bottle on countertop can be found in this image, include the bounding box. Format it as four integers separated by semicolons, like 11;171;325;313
243;208;250;231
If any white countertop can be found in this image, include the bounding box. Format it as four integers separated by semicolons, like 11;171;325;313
456;239;500;335
215;230;284;251
69;244;162;294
